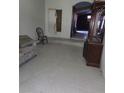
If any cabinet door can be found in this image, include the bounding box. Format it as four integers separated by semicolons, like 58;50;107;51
86;43;103;67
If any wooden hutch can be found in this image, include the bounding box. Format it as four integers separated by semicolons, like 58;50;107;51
83;0;105;67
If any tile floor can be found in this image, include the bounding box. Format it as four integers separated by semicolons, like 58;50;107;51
19;39;104;93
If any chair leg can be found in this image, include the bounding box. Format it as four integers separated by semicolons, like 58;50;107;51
42;40;45;45
46;38;48;43
40;38;48;45
43;36;48;44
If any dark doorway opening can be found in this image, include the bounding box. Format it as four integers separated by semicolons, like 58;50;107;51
71;2;92;40
77;14;89;31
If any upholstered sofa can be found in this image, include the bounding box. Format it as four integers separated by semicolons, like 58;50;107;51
19;35;37;66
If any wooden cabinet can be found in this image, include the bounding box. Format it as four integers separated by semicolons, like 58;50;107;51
83;40;103;67
83;1;105;67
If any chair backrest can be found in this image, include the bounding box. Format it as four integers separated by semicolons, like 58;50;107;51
36;27;44;39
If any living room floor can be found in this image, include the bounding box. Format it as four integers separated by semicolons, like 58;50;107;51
19;39;104;93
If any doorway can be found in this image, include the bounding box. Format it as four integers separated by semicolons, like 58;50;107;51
48;9;62;37
48;9;56;35
71;2;92;40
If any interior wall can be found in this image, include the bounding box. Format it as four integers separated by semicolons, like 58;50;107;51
45;0;93;39
101;38;105;77
19;0;45;40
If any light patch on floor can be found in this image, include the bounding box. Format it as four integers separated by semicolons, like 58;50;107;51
20;40;104;93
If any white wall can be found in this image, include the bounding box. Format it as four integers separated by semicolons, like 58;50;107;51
45;0;94;39
19;0;45;39
101;38;105;77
